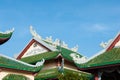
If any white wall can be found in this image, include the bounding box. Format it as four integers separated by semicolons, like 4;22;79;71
0;69;34;80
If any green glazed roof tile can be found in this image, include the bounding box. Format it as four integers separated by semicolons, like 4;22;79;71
21;51;59;64
77;48;120;68
0;31;13;39
35;67;93;80
0;55;43;72
57;46;82;62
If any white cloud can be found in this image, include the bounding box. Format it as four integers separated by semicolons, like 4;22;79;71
92;24;108;31
82;24;109;32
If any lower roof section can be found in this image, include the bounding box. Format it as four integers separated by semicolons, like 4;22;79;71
0;54;44;72
20;47;83;65
35;67;93;80
76;48;120;69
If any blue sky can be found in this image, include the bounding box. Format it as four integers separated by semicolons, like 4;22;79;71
0;0;120;58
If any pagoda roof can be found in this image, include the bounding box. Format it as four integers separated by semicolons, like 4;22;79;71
77;32;120;70
21;51;59;64
35;67;93;80
0;28;14;45
76;48;120;69
19;26;85;66
0;54;44;72
20;45;82;64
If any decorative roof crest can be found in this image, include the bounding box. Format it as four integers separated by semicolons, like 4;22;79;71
0;28;14;34
29;26;79;52
61;41;68;49
71;45;78;52
52;40;68;49
30;26;42;40
53;39;60;46
100;39;112;48
35;59;45;67
70;53;87;64
45;36;53;43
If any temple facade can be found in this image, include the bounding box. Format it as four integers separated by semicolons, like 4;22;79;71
1;27;120;80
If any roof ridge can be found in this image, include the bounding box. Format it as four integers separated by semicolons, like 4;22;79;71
0;28;14;34
33;37;57;51
44;40;81;54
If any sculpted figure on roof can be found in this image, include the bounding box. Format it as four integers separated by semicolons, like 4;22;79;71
70;53;87;64
35;59;45;67
71;45;78;52
53;39;60;46
0;28;14;34
100;39;112;48
30;26;42;40
45;36;53;43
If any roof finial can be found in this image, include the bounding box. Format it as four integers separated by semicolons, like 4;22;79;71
45;36;53;43
30;25;42;40
61;41;68;49
71;45;78;52
100;39;112;48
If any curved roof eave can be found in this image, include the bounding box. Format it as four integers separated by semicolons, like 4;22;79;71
0;28;14;45
0;54;44;72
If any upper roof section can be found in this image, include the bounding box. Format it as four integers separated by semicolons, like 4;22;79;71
17;26;87;64
29;26;79;53
0;28;14;45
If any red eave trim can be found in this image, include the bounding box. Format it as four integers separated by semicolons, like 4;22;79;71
106;34;120;51
17;39;35;60
17;39;51;60
0;38;10;45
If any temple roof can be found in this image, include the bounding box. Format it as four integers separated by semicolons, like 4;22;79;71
76;32;120;70
0;28;14;45
76;48;120;69
19;26;84;65
21;51;59;64
35;67;93;80
20;45;82;64
0;54;44;72
19;27;120;71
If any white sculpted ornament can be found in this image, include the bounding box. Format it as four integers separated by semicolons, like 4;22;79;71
71;45;78;52
70;53;87;64
45;36;53;43
100;39;112;48
35;59;45;67
30;26;42;40
53;39;60;46
61;41;68;48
